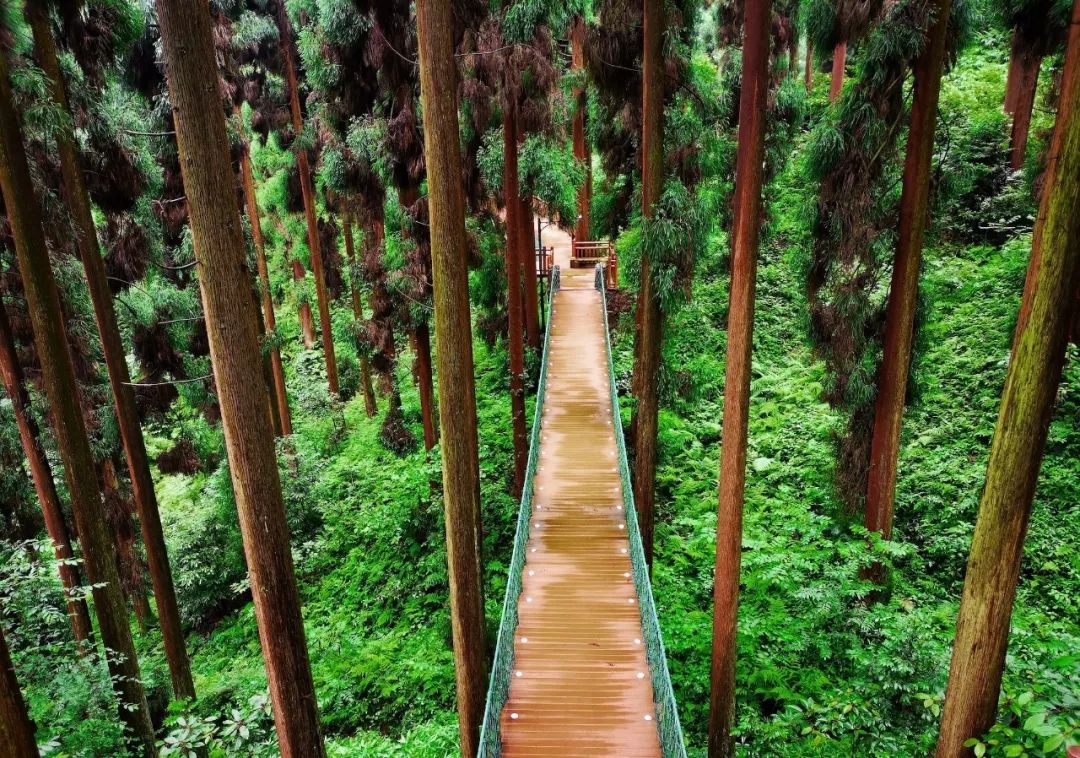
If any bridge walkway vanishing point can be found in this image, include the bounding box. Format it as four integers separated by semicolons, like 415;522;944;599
479;258;685;757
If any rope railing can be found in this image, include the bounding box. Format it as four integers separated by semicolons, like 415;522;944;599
478;266;560;757
595;264;687;757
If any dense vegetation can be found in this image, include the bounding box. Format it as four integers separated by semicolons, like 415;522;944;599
0;0;1076;756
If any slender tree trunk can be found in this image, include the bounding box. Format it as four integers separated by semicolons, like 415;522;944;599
416;2;487;752
0;46;155;757
28;7;196;698
277;8;338;395
805;38;814;90
515;120;539;350
633;0;666;567
0;623;37;756
292;258;317;348
155;4;325;756
1008;39;1042;170
342;209;377;417
937;2;1080;754
1003;30;1025;114
241;143;292;434
503;105;528;495
863;0;954;576
572;18;591;240
0;301;92;644
411;321;438;449
830;41;847;101
708;0;771;753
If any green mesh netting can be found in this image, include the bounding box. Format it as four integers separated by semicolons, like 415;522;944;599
478;264;685;757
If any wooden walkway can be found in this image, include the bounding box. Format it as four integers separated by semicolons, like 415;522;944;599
498;265;661;756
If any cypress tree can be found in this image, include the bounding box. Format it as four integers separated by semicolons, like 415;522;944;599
342;208;378;418
27;4;195;699
155;2;325;754
708;0;772;752
416;0;487;751
937;0;1080;751
0;39;155;757
0;622;37;756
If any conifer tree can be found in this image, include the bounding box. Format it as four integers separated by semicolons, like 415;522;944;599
709;0;772;752
0;37;154;757
27;3;195;698
155;2;325;754
416;0;487;751
0;622;36;756
937;0;1080;751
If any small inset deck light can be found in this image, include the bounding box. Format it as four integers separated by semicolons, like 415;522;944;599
515;671;523;678
531;548;537;553
526;596;533;603
534;522;541;528
637;672;645;679
634;638;641;645
624;572;630;578
621;548;627;554
528;570;535;576
511;713;520;720
617;505;623;510
628;598;635;604
644;714;653;721
521;637;529;643
618;524;625;530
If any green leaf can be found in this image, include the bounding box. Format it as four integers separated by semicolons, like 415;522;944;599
1042;734;1064;753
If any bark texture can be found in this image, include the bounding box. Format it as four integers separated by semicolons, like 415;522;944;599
0;624;37;756
830;41;847;100
416;1;487;752
937;1;1080;752
708;0;771;753
343;209;377;417
29;7;195;698
292;257;317;348
155;3;325;755
863;0;954;560
572;18;591;241
1007;38;1042;170
504;105;528;494
0;299;92;644
0;44;154;757
242;144;293;434
805;38;814;90
633;0;666;567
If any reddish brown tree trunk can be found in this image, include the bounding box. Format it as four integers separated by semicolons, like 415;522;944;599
342;209;377;417
708;0;771;753
416;1;487;751
572;18;591;241
241;144;293;434
0;300;92;644
830;41;847;100
412;321;438;449
513;124;540;351
0;44;155;756
0;624;37;756
864;0;954;576
805;39;814;90
277;7;338;395
292;258;317;348
503;105;528;494
633;0;666;567
156;4;325;755
1008;38;1042;170
28;7;196;697
937;1;1080;753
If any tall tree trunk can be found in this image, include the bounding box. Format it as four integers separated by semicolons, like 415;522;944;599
805;38;814;90
1008;38;1042;170
0;623;37;756
28;7;196;698
416;2;487;753
155;4;326;756
342;209;377;417
1003;30;1026;114
708;0;771;753
277;7;338;395
830;41;847;100
503;105;528;495
412;321;438;449
0;46;155;757
292;258;317;348
518;187;541;350
572;18;591;240
0;300;93;644
936;1;1080;754
863;0;954;578
397;185;438;451
633;0;666;567
241;142;292;434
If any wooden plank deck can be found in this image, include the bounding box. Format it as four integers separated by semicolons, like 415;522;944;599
499;266;661;757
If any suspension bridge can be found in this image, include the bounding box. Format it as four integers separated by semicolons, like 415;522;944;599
479;228;685;757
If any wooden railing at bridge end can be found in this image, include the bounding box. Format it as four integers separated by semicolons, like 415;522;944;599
570;236;618;289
